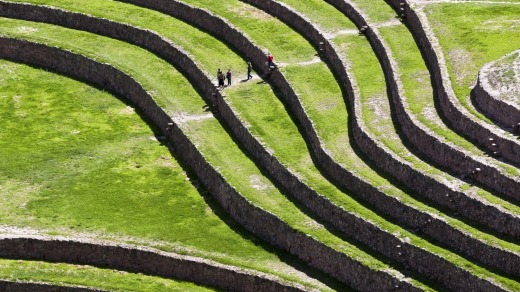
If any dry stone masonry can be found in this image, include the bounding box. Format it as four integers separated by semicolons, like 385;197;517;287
0;0;519;290
473;50;520;129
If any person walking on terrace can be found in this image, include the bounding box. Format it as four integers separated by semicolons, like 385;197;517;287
226;68;232;86
266;52;278;73
247;61;252;80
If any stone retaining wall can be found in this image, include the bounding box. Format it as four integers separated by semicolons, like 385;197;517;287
323;0;520;275
0;237;304;292
0;36;416;291
238;1;512;290
473;57;520;128
2;0;518;287
384;0;520;195
326;0;520;236
236;0;520;240
104;0;519;277
0;280;95;292
0;1;440;288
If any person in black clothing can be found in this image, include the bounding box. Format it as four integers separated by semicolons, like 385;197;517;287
247;61;252;80
226;69;232;86
217;69;224;89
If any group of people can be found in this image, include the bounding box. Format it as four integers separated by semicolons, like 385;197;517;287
217;68;232;89
217;53;274;89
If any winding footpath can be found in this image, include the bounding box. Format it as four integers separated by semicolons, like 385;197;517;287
0;28;416;290
0;0;519;290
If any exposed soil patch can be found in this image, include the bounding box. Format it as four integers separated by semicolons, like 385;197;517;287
171;112;214;124
324;29;359;39
365;92;394;141
249;174;273;191
17;26;38;34
481;19;520;31
374;18;402;28
302;218;324;231
0;179;41;211
155;155;176;168
448;48;475;87
276;56;322;67
228;3;273;20
118;106;135;115
12;95;21;109
318;99;337;111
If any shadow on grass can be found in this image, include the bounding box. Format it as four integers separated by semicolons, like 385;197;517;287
5;59;348;291
183;81;351;292
388;0;520;201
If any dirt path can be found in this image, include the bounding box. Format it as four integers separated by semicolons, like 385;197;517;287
172;112;214;124
276;56;322;67
374;18;403;28
324;29;360;39
323;19;402;39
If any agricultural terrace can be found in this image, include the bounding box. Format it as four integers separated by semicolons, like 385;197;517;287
0;0;518;291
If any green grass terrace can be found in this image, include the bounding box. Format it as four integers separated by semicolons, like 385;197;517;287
0;0;519;290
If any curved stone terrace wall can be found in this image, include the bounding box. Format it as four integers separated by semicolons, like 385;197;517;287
319;0;520;238
0;36;416;291
108;0;518;286
387;0;520;203
0;280;96;292
2;0;516;288
0;236;302;292
314;0;520;207
236;0;520;241
473;50;520;129
384;0;520;172
238;0;515;289
106;0;520;277
0;1;487;288
321;0;520;276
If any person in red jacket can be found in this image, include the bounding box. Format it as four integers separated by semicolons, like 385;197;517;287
267;52;274;68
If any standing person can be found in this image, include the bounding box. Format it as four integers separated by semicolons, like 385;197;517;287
226;68;232;86
267;52;274;68
217;69;224;89
247;61;252;80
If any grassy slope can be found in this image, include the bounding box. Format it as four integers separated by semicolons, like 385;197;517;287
240;0;519;289
330;13;520;253
424;3;520;122
2;0;518;289
0;33;326;290
0;259;214;291
272;0;356;32
160;0;517;288
0;8;400;289
379;23;520;199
